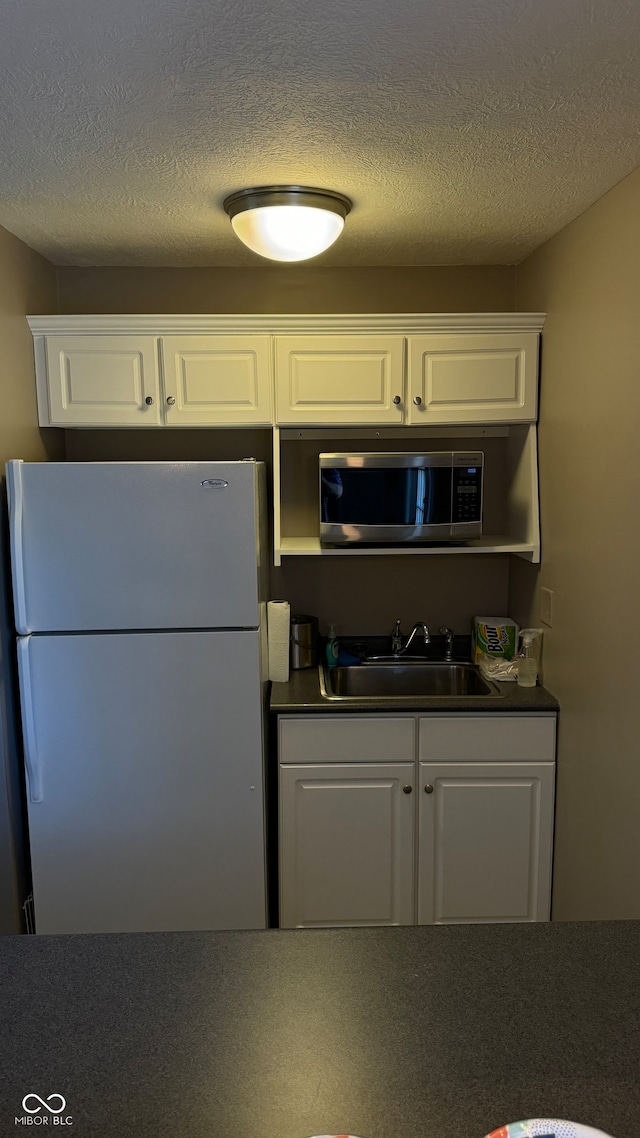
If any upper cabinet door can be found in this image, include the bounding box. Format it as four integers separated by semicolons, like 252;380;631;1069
274;335;405;424
44;336;162;427
161;336;272;426
408;333;539;424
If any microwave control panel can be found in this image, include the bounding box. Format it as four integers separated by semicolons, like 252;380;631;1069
452;465;482;523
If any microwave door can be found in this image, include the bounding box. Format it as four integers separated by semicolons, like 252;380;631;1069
405;468;424;525
420;467;453;535
417;468;429;525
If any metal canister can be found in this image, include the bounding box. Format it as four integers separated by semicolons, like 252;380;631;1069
290;614;319;670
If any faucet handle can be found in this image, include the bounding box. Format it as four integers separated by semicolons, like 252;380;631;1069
440;626;454;661
391;618;403;654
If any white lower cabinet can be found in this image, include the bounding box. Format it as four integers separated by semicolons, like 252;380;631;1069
418;761;555;923
279;763;415;928
278;713;556;928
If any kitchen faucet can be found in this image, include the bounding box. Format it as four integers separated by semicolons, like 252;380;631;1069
391;619;431;656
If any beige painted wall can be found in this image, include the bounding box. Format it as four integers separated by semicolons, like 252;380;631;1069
56;264;514;314
511;167;640;919
0;227;62;465
0;225;61;933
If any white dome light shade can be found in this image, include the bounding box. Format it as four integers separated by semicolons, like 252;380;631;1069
231;204;344;262
223;186;351;263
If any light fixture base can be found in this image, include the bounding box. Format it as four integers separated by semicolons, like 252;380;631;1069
223;185;352;221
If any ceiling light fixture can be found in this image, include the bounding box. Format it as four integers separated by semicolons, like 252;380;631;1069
223;185;352;263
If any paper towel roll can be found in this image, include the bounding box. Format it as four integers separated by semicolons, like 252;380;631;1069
267;600;290;683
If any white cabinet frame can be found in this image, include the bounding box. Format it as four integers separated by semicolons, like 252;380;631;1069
30;318;277;429
273;422;540;564
278;713;556;930
28;314;544;565
29;313;545;428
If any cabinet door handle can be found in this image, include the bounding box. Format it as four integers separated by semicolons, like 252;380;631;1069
424;783;434;794
413;395;422;406
393;395;402;405
403;784;412;794
144;396;154;406
166;396;176;406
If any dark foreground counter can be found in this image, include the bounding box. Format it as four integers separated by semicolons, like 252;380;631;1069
1;921;638;1138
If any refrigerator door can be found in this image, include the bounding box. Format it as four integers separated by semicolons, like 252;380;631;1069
18;630;266;933
7;460;262;633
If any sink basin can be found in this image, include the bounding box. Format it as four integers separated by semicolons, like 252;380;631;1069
319;660;503;700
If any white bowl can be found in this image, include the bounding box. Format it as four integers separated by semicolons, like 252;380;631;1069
484;1121;614;1138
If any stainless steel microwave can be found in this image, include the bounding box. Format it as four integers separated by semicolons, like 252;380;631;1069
319;452;484;545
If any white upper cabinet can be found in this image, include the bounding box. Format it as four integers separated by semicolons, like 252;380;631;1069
43;336;162;427
408;333;539;424
161;335;272;426
33;322;272;428
29;314;545;430
274;335;405;425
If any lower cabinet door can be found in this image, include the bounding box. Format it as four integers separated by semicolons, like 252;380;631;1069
279;762;415;928
418;762;555;924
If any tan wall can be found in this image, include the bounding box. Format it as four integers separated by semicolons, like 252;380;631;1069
0;225;61;933
56;265;514;314
0;227;62;464
511;166;640;919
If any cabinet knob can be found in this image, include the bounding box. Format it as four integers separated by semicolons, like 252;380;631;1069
393;395;402;405
144;396;154;406
166;396;176;406
413;395;422;406
403;784;412;794
424;783;434;794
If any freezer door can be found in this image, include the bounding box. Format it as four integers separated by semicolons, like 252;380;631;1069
18;631;267;933
7;460;262;633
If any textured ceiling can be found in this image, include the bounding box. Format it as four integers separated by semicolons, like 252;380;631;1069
1;0;640;267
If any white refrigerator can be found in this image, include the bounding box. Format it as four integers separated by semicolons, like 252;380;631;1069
6;459;269;935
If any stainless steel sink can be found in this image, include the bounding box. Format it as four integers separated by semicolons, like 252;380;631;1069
319;660;503;700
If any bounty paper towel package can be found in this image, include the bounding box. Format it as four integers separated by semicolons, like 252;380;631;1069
472;616;519;664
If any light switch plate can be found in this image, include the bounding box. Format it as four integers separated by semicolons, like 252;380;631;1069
540;586;553;627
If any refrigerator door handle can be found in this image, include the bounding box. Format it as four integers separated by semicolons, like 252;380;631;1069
6;460;29;635
17;638;43;803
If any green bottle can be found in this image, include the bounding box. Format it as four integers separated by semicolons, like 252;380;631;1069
326;623;339;668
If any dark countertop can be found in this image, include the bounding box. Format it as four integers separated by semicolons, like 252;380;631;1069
0;922;637;1137
271;664;559;713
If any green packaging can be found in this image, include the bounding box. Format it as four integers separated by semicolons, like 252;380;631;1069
472;617;519;664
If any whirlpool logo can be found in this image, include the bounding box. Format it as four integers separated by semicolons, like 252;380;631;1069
15;1093;73;1126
